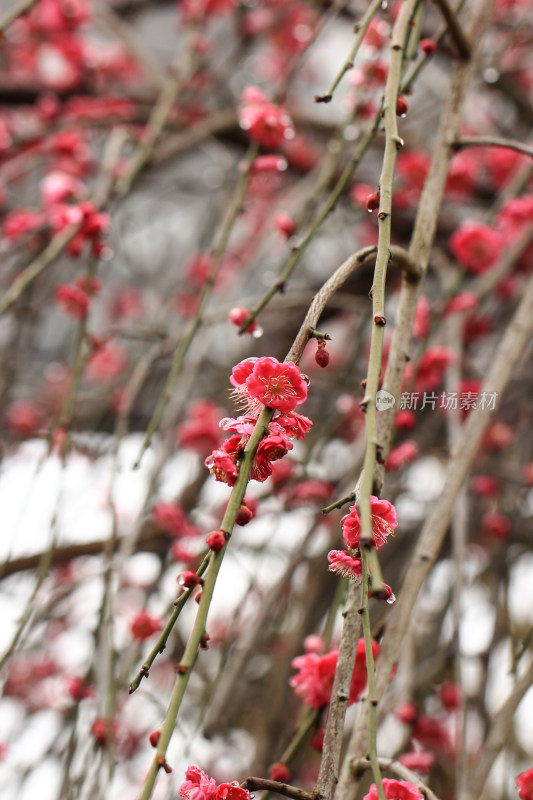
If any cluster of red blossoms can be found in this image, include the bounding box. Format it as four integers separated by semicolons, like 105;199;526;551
179;766;249;800
327;496;398;590
205;357;311;486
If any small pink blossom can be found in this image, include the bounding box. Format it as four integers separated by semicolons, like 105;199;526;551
55;284;90;320
5;401;44;438
415;346;454;390
481;510;511;540
130;611;162;641
444;292;478;316
205;446;240;486
413;295;430;338
152;502;199;538
275;412;313;440
363;778;423;800
274;212;296;238
239;86;294;149
84;342;126;383
176;400;223;454
179;766;218;800
40;171;84;205
3;208;45;241
412;714;451;754
517;768;533;800
341;496;398;550
290;650;338;709
386;441;418;472
290;639;377;709
327;550;362;580
229;307;258;334
397;751;434;774
179;767;249;800
449;223;504;274
249;154;288;174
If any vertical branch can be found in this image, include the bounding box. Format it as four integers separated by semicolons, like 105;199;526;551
316;581;362;800
357;0;417;583
360;550;385;800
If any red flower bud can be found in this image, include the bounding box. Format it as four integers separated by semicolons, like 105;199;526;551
206;530;226;552
310;728;325;751
420;38;437;55
396;96;409;117
315;347;330;368
235;502;254;526
177;569;203;589
366;191;380;211
148;729;161;748
270;763;291;782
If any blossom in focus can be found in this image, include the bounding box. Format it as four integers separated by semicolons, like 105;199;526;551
245;357;308;413
362;778;423;800
517;768;533;800
206;358;311;486
327;550;362;580
341;496;398;550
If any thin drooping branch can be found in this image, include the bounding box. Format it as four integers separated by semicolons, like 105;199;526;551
374;0;491;489
316;0;383;103
431;0;471;59
332;3;508;795
372;268;533;745
115;27;199;198
241;778;319;800
451;135;533;158
239;113;382;335
337;4;419;798
285;245;418;364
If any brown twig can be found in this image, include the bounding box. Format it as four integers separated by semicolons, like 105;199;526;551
241;778;319;800
451;135;533;158
316;581;361;800
431;0;471;59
